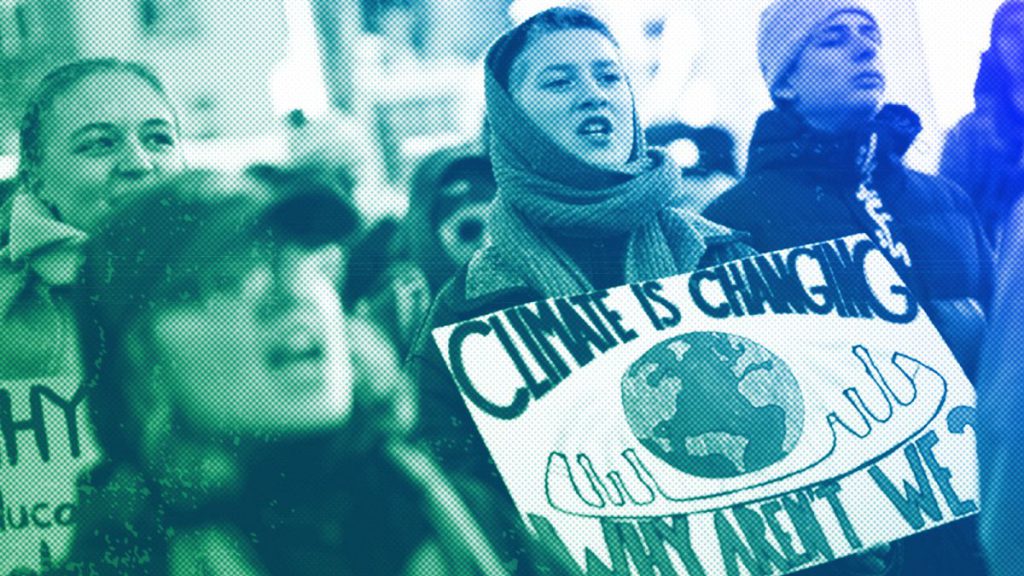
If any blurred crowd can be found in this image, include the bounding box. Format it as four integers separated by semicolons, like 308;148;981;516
2;0;1024;575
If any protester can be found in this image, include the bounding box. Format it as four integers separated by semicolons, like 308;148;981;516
404;143;497;295
704;0;992;382
977;196;1024;576
53;169;529;576
703;1;992;574
0;59;185;572
243;162;424;430
408;7;751;571
341;144;496;359
2;58;185;381
940;0;1024;251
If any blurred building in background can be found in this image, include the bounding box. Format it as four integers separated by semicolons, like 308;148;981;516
0;0;1012;195
0;1;1016;573
0;0;509;218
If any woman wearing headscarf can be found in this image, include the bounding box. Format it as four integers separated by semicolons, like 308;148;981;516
408;7;750;573
941;0;1024;251
412;3;749;481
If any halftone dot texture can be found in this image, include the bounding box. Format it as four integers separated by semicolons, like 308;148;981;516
0;2;1007;576
757;0;877;92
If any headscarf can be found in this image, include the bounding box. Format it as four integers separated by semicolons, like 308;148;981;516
477;10;733;299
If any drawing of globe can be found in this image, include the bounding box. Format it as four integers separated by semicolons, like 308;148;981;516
621;332;804;479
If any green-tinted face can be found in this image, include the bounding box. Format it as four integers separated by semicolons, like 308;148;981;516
778;12;885;130
149;243;354;438
34;71;185;231
509;28;635;169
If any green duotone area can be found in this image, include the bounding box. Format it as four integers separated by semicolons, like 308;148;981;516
621;332;804;478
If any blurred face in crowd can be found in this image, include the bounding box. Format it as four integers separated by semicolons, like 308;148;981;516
148;243;354;438
438;200;489;267
509;28;635;169
435;172;493;267
33;71;184;231
776;12;885;131
996;9;1024;82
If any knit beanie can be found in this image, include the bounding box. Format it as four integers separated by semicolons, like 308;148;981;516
758;0;877;91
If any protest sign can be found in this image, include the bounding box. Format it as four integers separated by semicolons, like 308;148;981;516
432;234;978;576
0;360;100;573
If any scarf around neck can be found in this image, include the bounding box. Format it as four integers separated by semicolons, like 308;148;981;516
474;37;733;299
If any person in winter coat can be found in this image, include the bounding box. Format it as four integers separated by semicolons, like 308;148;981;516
704;0;992;382
2;57;185;381
54;170;521;576
0;58;185;572
977;196;1024;576
343;144;498;360
408;7;751;573
703;1;992;575
940;0;1024;252
404;143;497;296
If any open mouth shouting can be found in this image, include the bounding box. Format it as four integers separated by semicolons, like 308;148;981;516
265;324;327;393
577;115;614;146
852;71;885;90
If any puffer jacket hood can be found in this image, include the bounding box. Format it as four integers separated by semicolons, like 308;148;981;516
745;104;922;179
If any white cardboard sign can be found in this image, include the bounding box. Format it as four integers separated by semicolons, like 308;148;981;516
432;234;979;576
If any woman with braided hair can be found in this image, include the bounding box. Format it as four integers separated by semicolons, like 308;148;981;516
2;57;184;381
0;58;184;572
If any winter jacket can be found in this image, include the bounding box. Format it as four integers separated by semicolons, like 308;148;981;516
54;318;511;576
0;193;86;381
705;105;992;576
977;196;1024;576
57;442;447;576
0;193;101;573
940;97;1024;250
941;3;1024;251
705;105;993;381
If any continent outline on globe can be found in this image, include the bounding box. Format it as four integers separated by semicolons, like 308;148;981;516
621;331;805;479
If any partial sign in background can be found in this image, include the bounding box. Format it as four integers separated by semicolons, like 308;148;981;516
434;235;979;576
0;367;100;573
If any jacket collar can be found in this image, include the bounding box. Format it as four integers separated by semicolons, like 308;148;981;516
1;193;87;263
1;193;87;288
745;104;922;179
